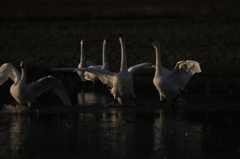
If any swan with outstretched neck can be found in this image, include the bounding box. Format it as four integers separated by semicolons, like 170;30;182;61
150;39;201;106
0;61;71;107
83;39;110;84
75;35;153;104
77;40;96;81
53;35;153;104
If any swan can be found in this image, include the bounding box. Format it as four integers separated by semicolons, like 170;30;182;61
0;61;72;107
83;39;110;84
53;40;96;82
71;35;153;104
78;40;96;81
149;39;201;106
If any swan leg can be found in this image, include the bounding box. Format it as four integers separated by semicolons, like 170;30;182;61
171;95;180;108
111;95;118;105
171;88;184;107
158;94;163;107
131;92;137;104
28;102;32;108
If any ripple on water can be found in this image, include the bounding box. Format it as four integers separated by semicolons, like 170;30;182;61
1;104;31;114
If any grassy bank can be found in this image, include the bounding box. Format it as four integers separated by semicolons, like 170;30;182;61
0;0;239;83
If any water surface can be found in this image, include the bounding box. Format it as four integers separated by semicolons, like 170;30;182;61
0;80;240;159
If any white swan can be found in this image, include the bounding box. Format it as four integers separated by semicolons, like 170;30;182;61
83;39;110;84
72;35;153;104
78;40;96;81
0;61;72;107
150;39;201;106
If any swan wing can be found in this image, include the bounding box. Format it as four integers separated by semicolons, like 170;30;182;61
128;63;153;74
29;75;71;106
83;65;102;81
170;60;201;90
151;64;172;76
75;68;116;88
51;67;77;72
0;63;21;85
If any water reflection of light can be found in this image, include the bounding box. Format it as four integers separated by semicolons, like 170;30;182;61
153;110;203;158
153;110;163;153
9;115;29;157
77;90;109;105
99;111;127;155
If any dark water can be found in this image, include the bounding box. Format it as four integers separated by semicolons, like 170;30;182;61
0;80;240;159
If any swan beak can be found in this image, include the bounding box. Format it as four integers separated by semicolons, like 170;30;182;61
20;61;24;68
80;40;85;47
103;39;108;44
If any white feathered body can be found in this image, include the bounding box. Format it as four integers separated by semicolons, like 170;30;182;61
0;62;71;107
153;74;181;101
77;61;96;81
150;39;201;104
51;35;153;105
10;82;35;107
111;71;135;104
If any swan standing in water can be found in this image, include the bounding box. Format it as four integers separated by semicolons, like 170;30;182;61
72;35;153;104
0;61;72;107
150;39;201;106
53;35;153;104
83;39;110;84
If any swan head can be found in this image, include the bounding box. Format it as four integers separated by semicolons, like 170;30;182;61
80;40;85;47
20;61;25;68
148;38;160;47
119;34;124;41
103;39;108;45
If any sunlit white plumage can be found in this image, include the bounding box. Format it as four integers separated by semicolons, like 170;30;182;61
53;35;153;104
77;40;96;81
0;61;71;107
74;35;153;104
83;39;110;84
150;39;201;106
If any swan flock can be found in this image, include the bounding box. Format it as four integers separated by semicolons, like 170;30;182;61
0;34;201;107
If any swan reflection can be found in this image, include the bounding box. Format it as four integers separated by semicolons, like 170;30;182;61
77;89;110;105
0;106;204;158
152;110;203;158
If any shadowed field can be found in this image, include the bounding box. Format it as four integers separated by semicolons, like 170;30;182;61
0;0;239;90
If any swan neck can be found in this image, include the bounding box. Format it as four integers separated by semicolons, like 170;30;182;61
155;44;163;75
80;44;87;67
120;38;128;72
21;65;26;83
102;43;109;70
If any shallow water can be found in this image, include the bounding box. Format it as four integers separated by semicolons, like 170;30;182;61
0;81;240;158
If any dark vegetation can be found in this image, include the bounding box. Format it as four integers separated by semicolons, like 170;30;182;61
0;0;239;89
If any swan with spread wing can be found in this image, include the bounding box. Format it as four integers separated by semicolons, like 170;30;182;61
54;40;96;82
53;35;153;104
83;39;110;84
0;61;71;107
150;39;201;106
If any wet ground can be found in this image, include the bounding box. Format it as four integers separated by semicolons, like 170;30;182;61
0;78;240;159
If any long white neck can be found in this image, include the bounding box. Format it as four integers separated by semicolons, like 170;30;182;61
119;37;128;72
20;65;27;84
102;40;109;70
80;41;87;67
154;42;163;76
